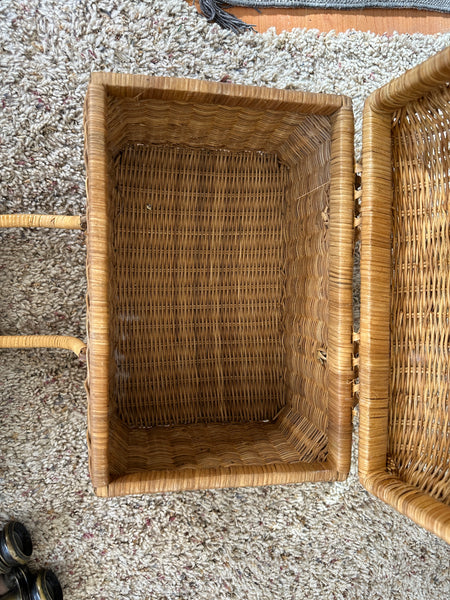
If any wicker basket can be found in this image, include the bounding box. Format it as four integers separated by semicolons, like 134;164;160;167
83;73;355;497
1;49;449;543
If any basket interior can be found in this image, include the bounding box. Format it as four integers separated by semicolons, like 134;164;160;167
104;92;332;475
389;82;450;505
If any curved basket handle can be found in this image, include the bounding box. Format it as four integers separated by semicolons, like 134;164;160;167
0;214;87;358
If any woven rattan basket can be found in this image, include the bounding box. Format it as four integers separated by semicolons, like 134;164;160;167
1;49;449;543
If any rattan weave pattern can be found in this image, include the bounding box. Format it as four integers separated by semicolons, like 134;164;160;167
108;419;324;475
279;146;330;456
111;143;288;427
84;73;354;496
98;82;338;480
360;46;450;543
105;96;332;164
389;83;450;504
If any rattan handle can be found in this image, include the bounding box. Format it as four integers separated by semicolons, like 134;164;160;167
0;214;83;229
0;214;86;358
0;335;86;357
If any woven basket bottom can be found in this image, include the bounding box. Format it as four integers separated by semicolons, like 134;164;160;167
109;143;290;427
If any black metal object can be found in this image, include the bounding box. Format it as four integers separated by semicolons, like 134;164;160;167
0;567;63;600
0;522;62;600
1;566;29;599
30;570;63;600
0;523;33;574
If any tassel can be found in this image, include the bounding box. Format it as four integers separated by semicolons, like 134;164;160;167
197;0;255;33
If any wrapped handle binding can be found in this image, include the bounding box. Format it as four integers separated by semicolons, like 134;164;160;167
0;214;87;358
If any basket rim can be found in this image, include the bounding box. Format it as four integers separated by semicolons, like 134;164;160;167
365;45;450;113
90;71;351;114
93;460;343;497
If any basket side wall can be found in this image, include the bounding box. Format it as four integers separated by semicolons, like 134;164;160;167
277;140;330;463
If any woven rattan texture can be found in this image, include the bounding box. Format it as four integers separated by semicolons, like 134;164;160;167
277;146;330;463
85;82;339;487
389;82;450;504
110;143;288;427
105;96;331;165
108;420;321;474
284;149;329;431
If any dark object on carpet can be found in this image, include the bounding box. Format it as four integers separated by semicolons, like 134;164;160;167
197;0;255;33
2;566;63;600
0;522;63;600
0;522;33;574
198;0;450;32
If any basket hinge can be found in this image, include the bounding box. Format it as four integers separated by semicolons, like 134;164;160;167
352;162;361;407
354;162;362;236
352;330;360;406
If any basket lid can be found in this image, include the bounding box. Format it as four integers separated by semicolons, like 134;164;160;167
358;47;450;543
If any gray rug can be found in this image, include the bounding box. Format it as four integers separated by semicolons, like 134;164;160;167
196;0;450;31
1;1;449;598
217;0;450;10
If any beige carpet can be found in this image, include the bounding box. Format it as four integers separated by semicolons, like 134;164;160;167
0;1;449;598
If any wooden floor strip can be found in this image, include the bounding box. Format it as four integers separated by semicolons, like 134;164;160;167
190;4;449;34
